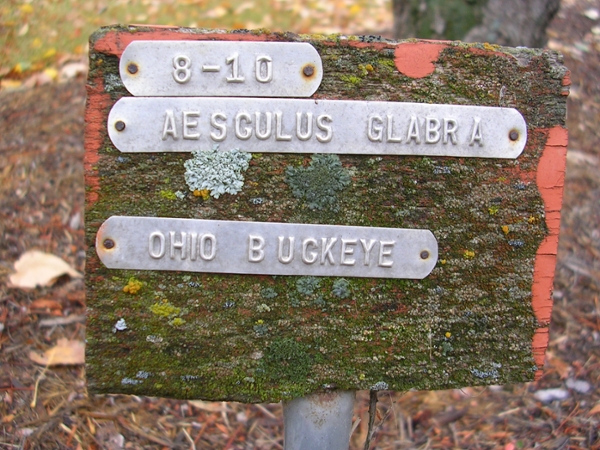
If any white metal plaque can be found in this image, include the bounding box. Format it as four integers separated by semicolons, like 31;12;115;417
107;97;527;158
96;216;438;279
119;41;323;97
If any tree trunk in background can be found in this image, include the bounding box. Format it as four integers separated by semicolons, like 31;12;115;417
393;0;560;48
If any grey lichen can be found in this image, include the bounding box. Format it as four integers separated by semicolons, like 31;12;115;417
296;277;321;296
184;145;251;198
113;318;127;332
104;73;124;92
261;287;278;299
285;154;350;211
370;381;389;390
332;278;351;299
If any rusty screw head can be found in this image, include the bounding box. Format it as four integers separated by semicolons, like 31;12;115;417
103;239;115;249
303;64;315;77
127;63;138;74
509;130;519;141
420;250;430;260
115;120;126;132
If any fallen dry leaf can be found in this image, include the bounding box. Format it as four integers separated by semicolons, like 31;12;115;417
29;338;85;366
589;402;600;416
59;62;87;81
546;351;573;379
2;414;15;423
189;400;231;413
8;250;82;289
29;298;63;313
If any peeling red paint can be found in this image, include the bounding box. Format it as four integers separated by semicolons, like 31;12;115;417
393;42;448;78
531;126;568;379
94;30;281;57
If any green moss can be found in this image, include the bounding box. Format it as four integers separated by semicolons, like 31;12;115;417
260;338;314;385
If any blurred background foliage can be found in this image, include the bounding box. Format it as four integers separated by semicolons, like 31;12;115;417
0;0;392;78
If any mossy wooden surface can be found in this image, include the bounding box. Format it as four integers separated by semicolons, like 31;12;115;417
85;27;567;402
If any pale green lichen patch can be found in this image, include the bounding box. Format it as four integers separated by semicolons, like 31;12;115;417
285;154;350;212
295;277;321;296
184;145;251;198
332;279;351;299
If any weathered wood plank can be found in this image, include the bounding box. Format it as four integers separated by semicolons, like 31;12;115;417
85;26;568;402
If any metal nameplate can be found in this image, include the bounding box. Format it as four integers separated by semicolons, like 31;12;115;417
96;216;438;279
119;40;323;97
107;97;527;158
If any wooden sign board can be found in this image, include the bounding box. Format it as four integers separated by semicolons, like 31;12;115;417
85;26;568;402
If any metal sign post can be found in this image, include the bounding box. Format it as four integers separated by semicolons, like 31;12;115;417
283;391;355;450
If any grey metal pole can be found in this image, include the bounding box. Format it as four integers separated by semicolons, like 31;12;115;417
283;391;355;450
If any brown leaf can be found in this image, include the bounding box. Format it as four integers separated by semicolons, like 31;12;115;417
589;402;600;416
545;351;572;379
29;298;63;313
29;338;85;366
66;290;86;305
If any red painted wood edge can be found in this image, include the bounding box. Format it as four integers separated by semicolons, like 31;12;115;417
561;70;572;96
83;74;110;207
94;28;406;57
94;30;286;57
532;126;568;379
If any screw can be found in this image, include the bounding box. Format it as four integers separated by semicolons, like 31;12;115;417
127;63;138;74
115;121;126;131
420;250;430;260
509;130;519;141
103;239;115;249
303;65;315;77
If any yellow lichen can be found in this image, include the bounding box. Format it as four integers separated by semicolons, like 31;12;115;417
463;250;475;259
160;190;176;200
150;299;181;317
483;42;500;51
193;189;210;200
123;277;142;294
169;317;185;327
